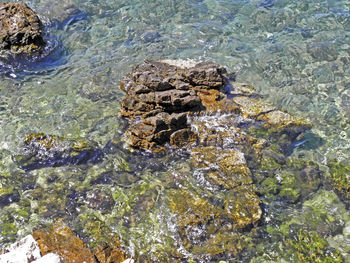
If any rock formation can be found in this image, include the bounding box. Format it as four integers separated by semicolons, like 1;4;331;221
119;60;311;151
119;60;312;259
0;2;45;54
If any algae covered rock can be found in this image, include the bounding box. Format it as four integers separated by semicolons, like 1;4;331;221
0;2;45;54
168;188;260;258
190;146;252;189
284;228;343;263
224;186;262;228
168;189;221;227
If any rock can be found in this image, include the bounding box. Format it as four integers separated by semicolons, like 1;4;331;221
284;228;343;262
119;61;311;151
168;188;258;257
119;60;226;150
168;189;221;227
0;2;45;54
169;128;198;148
85;188;115;213
190;146;253;189
32;220;96;263
224;186;262;228
0;235;41;263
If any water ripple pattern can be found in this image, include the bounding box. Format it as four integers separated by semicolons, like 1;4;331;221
0;0;349;262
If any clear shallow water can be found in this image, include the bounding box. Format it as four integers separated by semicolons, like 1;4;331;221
0;0;350;262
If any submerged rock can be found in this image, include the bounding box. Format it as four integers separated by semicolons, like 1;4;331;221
0;2;45;54
93;240;129;263
284;228;343;262
168;188;258;258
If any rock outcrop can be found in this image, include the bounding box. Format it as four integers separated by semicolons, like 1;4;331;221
0;2;45;54
33;220;96;263
119;60;311;151
119;61;226;150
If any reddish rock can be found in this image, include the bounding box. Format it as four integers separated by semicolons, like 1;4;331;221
32;220;96;263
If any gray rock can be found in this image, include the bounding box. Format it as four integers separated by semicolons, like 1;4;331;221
0;235;41;263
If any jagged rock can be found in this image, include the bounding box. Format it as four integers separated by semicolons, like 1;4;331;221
0;235;41;263
119;61;311;151
0;2;45;54
119;60;226;150
32;220;96;263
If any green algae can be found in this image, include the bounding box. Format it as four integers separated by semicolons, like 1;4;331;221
284;229;343;263
278;173;300;203
278;190;349;238
327;159;350;201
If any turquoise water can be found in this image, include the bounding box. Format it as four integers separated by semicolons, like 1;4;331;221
0;0;350;262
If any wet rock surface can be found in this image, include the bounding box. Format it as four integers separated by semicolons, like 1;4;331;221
0;2;45;54
120;61;311;151
119;61;226;150
0;235;41;263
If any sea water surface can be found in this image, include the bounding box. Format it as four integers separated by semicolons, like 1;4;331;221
0;0;350;262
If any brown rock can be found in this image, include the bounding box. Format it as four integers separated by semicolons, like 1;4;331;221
119;61;227;150
0;2;45;53
33;220;96;263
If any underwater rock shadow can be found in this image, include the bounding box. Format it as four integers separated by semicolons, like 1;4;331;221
19;141;116;172
284;131;325;156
